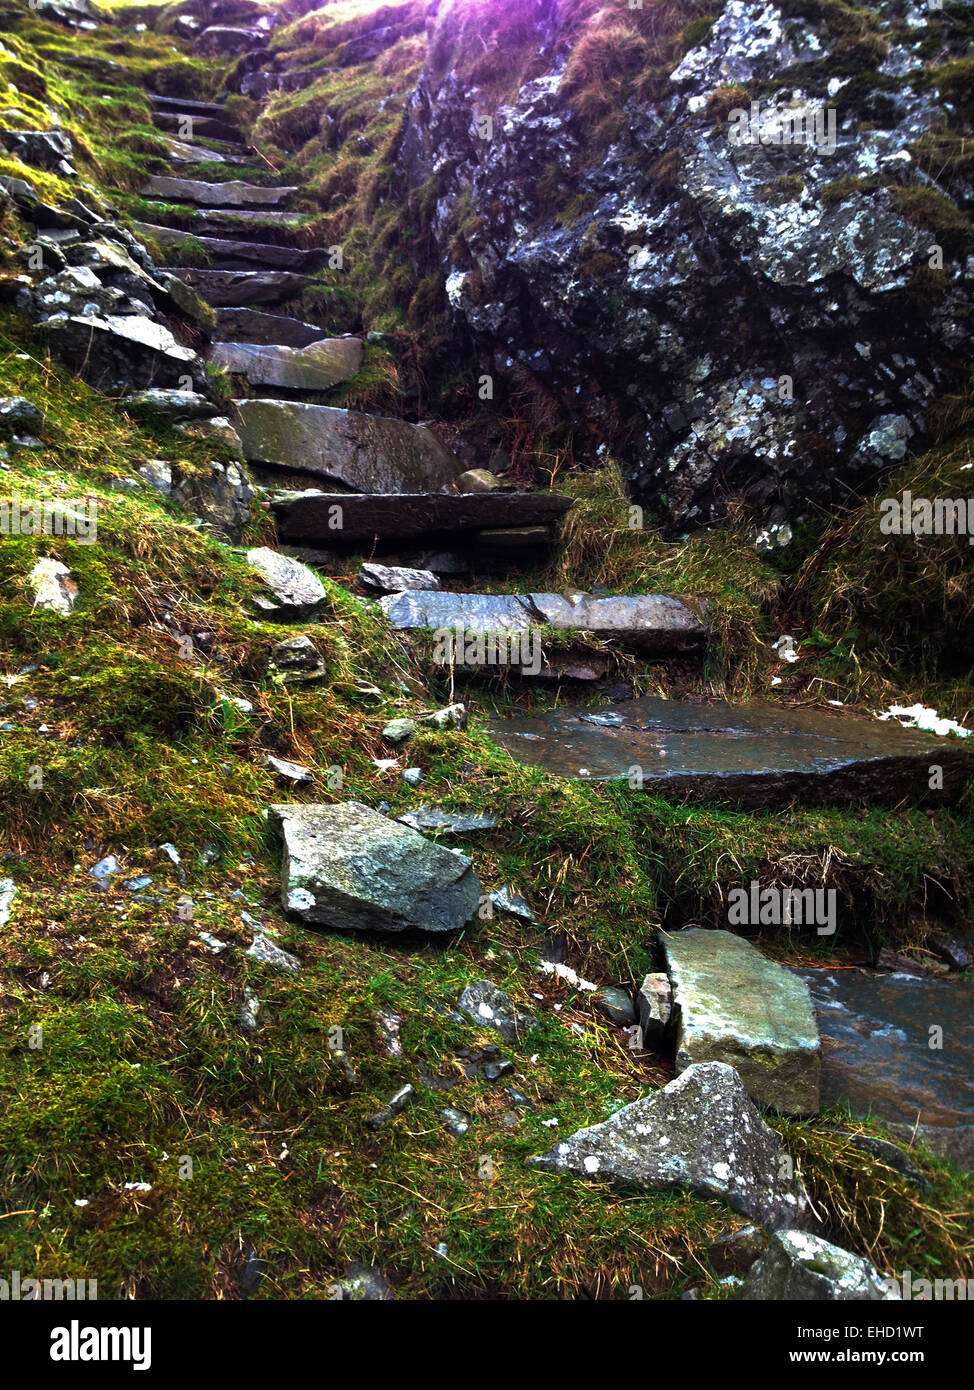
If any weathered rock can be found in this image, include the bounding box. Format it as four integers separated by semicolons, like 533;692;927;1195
138;460;172;494
927;931;969;972
331;1264;396;1299
165;268;314;308
530;1061;805;1229
213;307;324;347
636;972;672;1049
267;634;326;684
798;968;974;1168
741;1230;899;1302
489;696;974;807
262;754;313;784
175;416;243;455
594;986;636;1027
246;546;326;620
123;388;214;421
382;717;416;744
458;980;536;1042
380;590;708;654
423;703;466;731
151;110;243;144
246;932;301;973
0;128;73;175
236;401;461;493
211;338;362;390
455;468;503;493
396;807;498;834
0;396;41;436
40;313;204;393
0;878;17;928
489;886;533;920
195;24;267;56
142;177;295;208
161;137;248;166
358;562;440;594
271;490;574;543
268;801;483;933
663;929;820;1115
28;557;77;615
367;1084;415;1130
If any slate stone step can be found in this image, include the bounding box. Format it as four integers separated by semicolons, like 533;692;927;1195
212;338;363;390
379;590;708;654
488;696;974;806
142;176;297;208
162;267;315;307
151;110;244;144
136;223;323;272
214;307;326;347
236;400;461;492
797;967;974;1167
663;929;820;1115
161;137;252;166
151;94;237;119
270;490;575;543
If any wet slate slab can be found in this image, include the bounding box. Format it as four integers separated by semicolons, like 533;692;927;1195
663;929;820;1114
796;968;974;1168
271;490;574;542
214;307;324;347
236;400;462;492
489;696;973;807
380;590;708;653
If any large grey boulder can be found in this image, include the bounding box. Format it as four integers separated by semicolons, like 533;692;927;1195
663;929;820;1115
246;547;326;620
268;801;483;933
741;1230;899;1301
141;177;296;208
40;312;204;393
211;338;363;390
530;1061;805;1229
235;401;462;493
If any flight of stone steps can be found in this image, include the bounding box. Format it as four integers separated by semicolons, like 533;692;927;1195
122;92;974;810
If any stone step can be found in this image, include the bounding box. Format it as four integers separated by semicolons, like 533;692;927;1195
162;267;315;307
151;94;237;119
141;176;297;209
237;401;462;492
270;489;575;543
151;110;244;144
379;590;708;655
214;307;326;346
161;137;252;166
488;696;974;806
135;223;323;272
212;338;363;390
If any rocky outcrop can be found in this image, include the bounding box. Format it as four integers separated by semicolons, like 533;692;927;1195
663;929;820;1114
395;0;974;527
